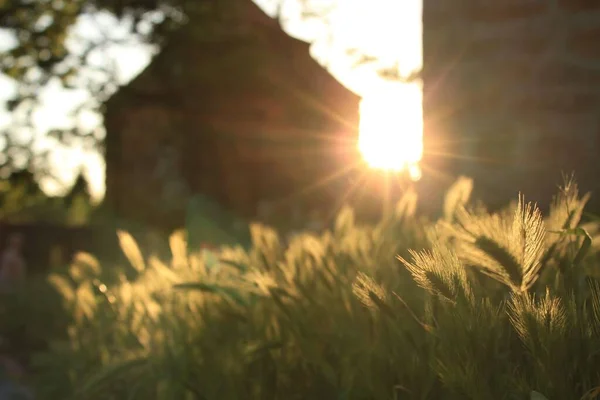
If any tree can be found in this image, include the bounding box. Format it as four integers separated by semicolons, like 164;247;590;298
63;169;91;206
63;170;94;224
6;169;41;197
0;0;289;177
0;168;49;221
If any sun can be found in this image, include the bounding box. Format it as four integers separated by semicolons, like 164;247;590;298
358;83;423;180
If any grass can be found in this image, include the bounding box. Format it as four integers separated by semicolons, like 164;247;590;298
4;175;600;399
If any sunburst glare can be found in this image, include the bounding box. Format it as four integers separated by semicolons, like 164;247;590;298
358;83;423;180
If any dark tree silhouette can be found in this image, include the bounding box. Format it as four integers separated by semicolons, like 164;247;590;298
6;169;42;198
63;169;92;207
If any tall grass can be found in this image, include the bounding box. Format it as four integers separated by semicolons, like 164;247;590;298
23;176;600;399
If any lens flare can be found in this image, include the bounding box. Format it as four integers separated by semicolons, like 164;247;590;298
358;84;423;180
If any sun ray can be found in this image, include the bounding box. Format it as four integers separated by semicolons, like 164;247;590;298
270;158;363;206
418;161;455;183
261;69;359;135
422;149;517;166
323;167;372;222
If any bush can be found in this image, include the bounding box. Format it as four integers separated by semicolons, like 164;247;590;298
25;176;600;399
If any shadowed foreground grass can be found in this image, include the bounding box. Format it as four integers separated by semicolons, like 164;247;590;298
6;176;600;399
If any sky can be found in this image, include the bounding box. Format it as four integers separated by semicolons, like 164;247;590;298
0;0;423;200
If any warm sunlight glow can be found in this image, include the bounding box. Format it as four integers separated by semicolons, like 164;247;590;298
358;84;423;179
0;0;423;198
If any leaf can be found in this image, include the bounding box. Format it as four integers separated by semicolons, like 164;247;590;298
173;282;219;294
174;282;247;306
572;229;593;269
77;356;148;396
117;230;146;272
581;386;600;400
218;258;247;272
269;287;295;320
548;227;592;268
245;341;284;362
587;277;600;335
531;391;549;400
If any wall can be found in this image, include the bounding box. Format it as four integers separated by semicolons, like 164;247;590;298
422;0;600;210
103;2;362;231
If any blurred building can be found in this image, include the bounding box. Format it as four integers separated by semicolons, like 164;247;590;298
421;1;600;210
103;0;362;231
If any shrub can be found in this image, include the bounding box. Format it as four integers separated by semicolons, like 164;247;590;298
27;177;600;399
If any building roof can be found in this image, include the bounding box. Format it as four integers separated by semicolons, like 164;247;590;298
105;0;360;114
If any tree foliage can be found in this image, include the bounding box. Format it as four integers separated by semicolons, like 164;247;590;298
0;0;289;175
0;167;95;223
1;0;189;88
